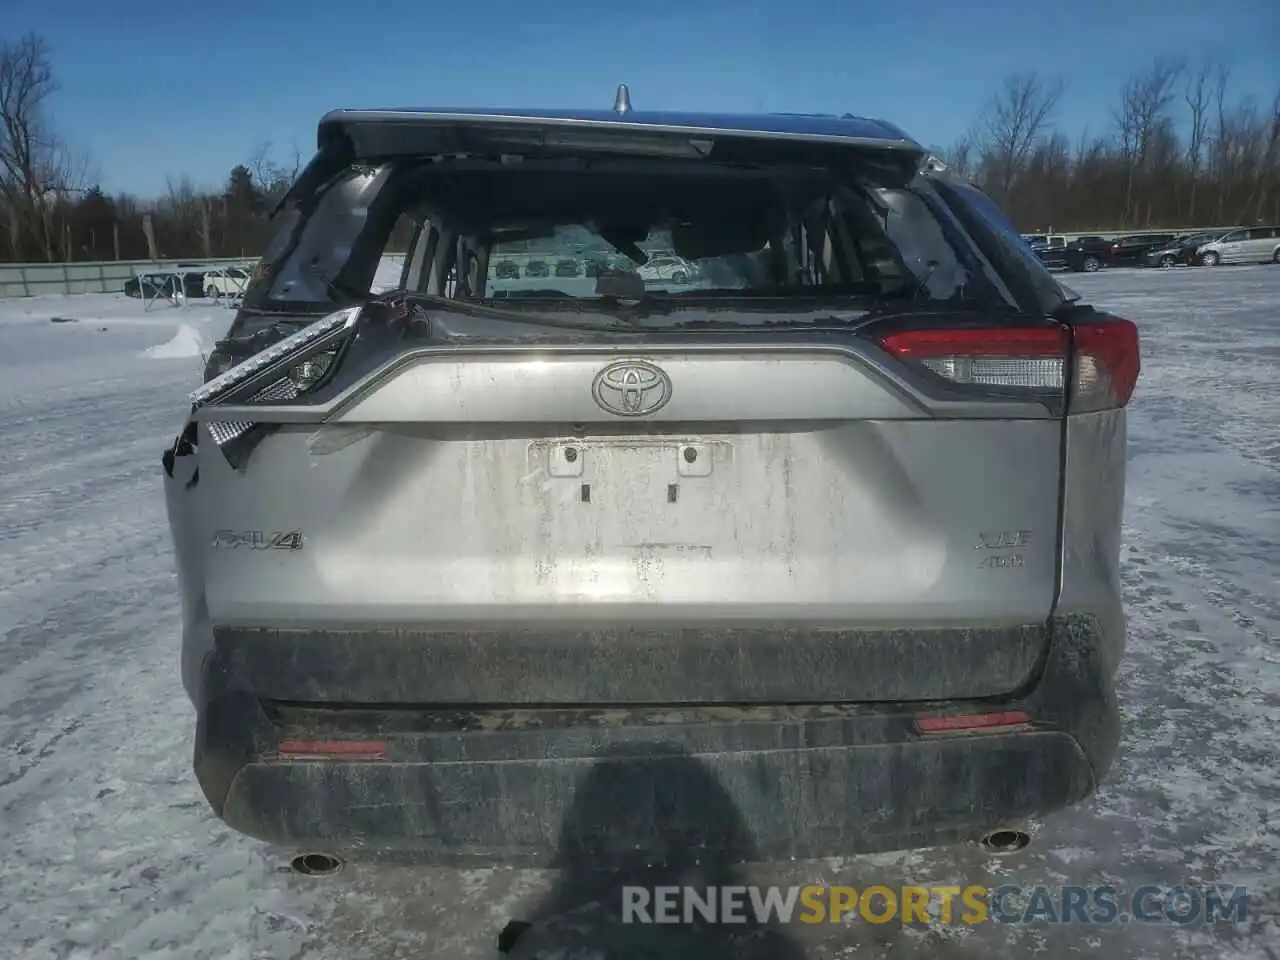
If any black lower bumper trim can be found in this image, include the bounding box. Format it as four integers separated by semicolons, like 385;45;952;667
208;621;1048;705
194;613;1120;863
220;733;1090;865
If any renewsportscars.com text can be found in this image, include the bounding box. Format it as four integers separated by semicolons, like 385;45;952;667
622;884;1250;926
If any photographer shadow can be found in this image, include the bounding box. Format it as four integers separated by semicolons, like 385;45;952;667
500;741;807;960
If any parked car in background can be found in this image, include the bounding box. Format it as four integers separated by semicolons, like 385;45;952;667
1059;236;1121;273
1143;232;1224;268
493;260;520;280
203;267;252;298
1026;234;1069;251
637;254;696;282
1032;241;1070;270
124;270;206;298
554;258;582;277
1196;226;1280;265
124;273;176;298
585;254;634;277
1107;234;1179;267
170;102;1136;864
525;259;550;277
175;268;210;298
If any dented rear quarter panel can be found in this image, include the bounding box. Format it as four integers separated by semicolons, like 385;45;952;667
1057;408;1128;677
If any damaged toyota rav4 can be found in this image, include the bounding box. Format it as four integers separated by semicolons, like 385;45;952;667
163;98;1138;864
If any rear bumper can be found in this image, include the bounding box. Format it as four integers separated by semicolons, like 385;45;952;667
193;613;1120;864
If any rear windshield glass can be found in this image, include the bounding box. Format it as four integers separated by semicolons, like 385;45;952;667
244;159;1015;314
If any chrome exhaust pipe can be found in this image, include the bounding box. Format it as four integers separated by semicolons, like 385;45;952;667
289;852;345;877
979;828;1032;855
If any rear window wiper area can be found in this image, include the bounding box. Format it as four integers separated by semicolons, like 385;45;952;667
488;288;580;299
356;279;1008;343
363;292;644;334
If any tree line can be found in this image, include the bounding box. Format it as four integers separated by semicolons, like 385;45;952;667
934;61;1280;233
2;33;1278;264
0;34;299;263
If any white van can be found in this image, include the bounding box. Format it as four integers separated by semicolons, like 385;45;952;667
1197;226;1280;266
1023;234;1070;250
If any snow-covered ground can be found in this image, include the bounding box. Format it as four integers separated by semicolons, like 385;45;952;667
1;267;1277;960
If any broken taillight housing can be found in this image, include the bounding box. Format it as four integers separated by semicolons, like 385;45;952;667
191;305;362;410
192;305;361;456
878;318;1139;412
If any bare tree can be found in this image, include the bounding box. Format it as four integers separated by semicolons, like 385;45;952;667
6;39;1280;264
1184;60;1215;221
248;140;303;203
0;34;60;260
943;133;975;178
197;199;212;258
1210;64;1233;221
163;175;215;259
162;175;211;258
1113;56;1185;222
1248;88;1280;222
975;71;1066;200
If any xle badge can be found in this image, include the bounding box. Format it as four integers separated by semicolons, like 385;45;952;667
212;530;305;551
975;530;1032;550
974;530;1030;570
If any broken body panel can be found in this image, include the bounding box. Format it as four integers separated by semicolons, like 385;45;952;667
164;104;1134;863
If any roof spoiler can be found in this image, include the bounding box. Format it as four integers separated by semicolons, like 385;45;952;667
271;105;930;216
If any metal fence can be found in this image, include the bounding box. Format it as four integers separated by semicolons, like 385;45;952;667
0;223;1250;298
0;257;258;298
1027;226;1243;242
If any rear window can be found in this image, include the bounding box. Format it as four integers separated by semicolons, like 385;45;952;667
243;158;1019;315
479;190;915;301
454;169;966;303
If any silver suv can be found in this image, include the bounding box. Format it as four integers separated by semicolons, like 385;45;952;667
163;101;1140;865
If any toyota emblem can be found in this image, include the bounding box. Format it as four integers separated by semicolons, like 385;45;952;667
591;360;673;417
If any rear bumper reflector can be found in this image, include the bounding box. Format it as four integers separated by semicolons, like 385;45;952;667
277;739;387;760
913;710;1031;734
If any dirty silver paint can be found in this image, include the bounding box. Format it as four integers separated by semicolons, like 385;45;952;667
175;352;1066;633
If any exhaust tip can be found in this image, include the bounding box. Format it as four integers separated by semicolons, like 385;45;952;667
979;828;1032;855
290;852;345;877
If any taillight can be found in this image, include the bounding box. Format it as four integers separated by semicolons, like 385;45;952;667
1070;317;1140;412
879;327;1068;390
878;318;1140;412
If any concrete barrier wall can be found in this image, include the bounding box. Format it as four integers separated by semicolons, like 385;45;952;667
0;224;1248;298
0;258;258;298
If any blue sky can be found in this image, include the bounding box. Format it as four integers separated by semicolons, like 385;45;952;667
4;0;1276;198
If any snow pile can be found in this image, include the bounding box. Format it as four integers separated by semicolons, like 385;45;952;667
141;324;214;360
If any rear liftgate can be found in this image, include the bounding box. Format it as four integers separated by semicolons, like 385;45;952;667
188;308;1136;708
